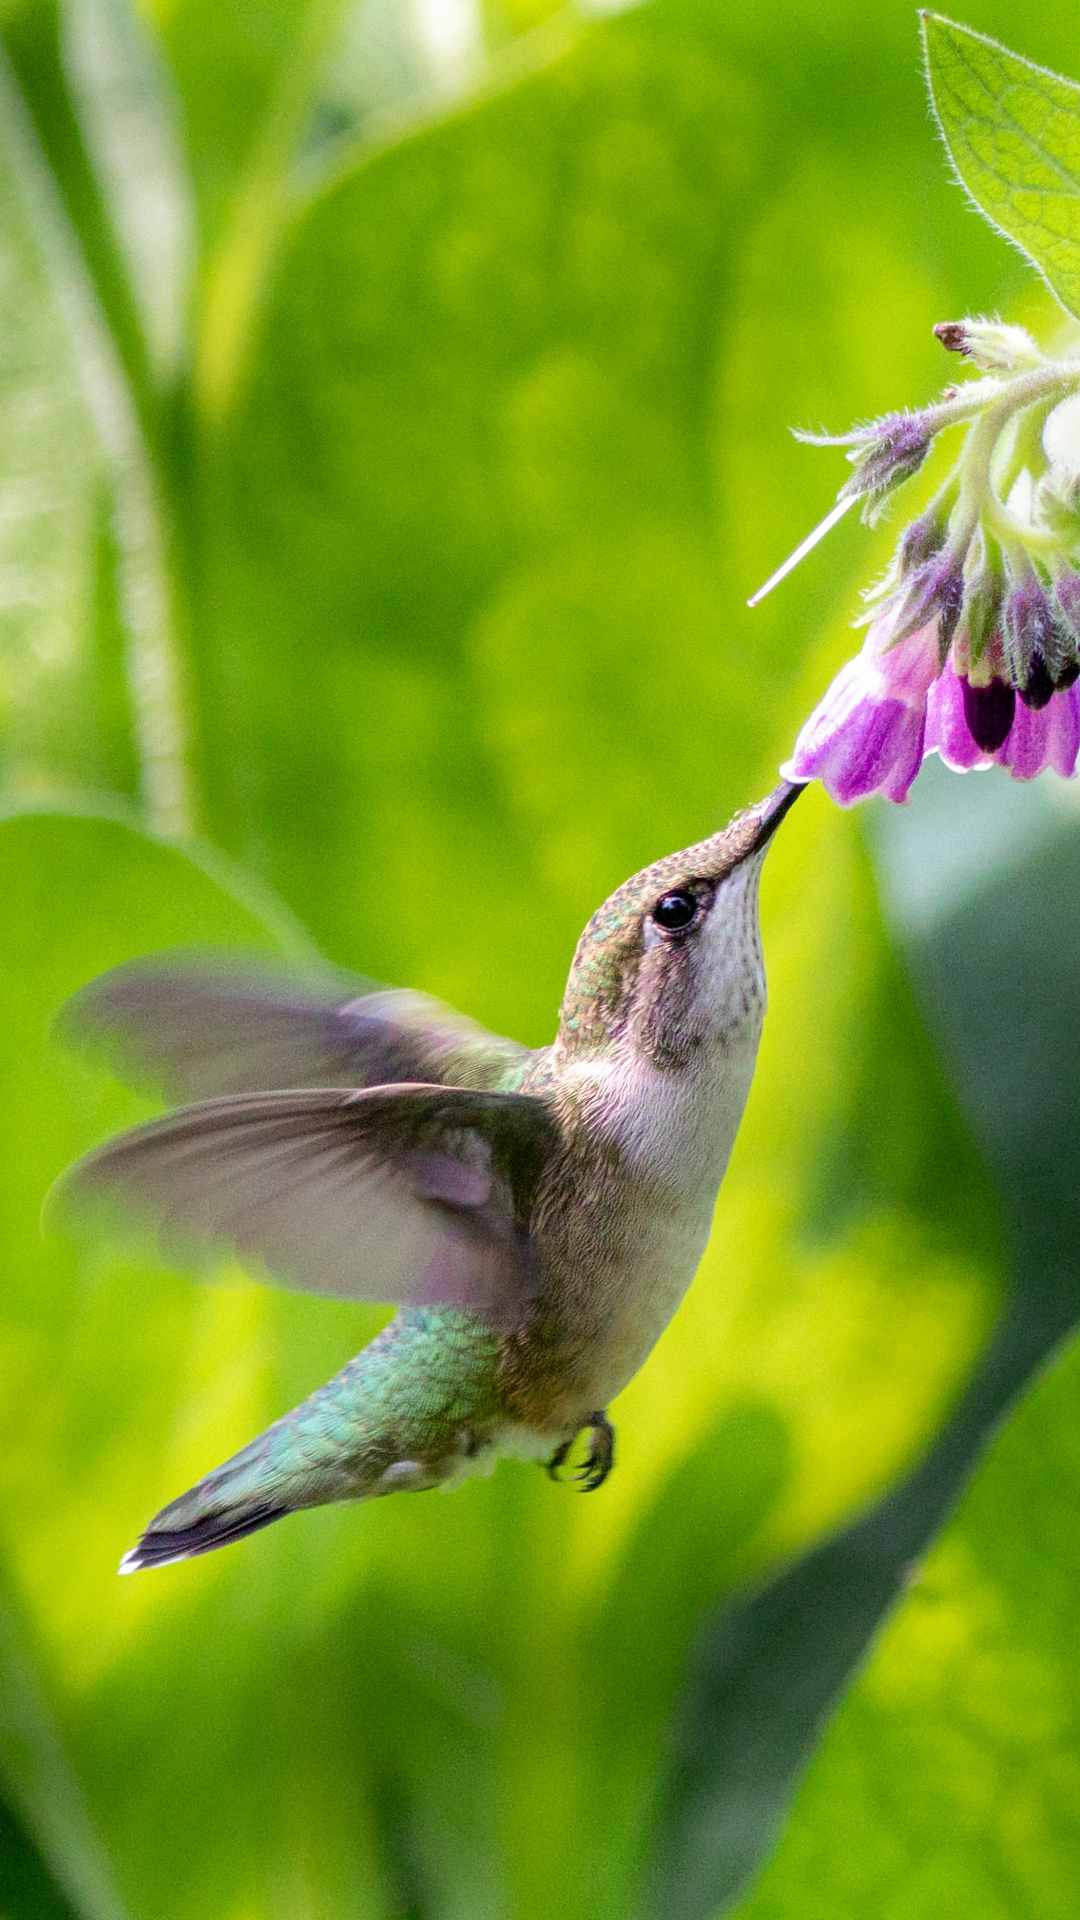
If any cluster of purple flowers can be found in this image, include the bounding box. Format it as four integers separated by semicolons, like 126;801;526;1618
765;323;1080;804
785;535;1080;805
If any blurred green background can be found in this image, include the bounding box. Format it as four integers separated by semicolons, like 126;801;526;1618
2;2;1080;1916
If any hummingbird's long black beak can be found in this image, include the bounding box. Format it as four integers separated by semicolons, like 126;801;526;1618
737;779;805;864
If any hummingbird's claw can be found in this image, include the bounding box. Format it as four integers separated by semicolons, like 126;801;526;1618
577;1411;615;1493
546;1437;573;1482
545;1412;615;1489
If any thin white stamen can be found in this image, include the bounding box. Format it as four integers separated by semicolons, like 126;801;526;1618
747;494;858;608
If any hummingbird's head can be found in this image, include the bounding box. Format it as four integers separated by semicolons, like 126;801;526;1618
556;782;801;1069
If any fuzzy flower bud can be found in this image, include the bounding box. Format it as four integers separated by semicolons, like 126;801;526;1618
886;554;964;654
1054;570;1080;643
1035;465;1080;544
952;554;1002;671
897;509;948;574
1003;579;1065;706
795;412;933;522
934;317;1043;374
844;413;933;516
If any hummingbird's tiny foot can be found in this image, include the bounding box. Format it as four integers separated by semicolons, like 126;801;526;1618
546;1437;573;1482
577;1412;615;1493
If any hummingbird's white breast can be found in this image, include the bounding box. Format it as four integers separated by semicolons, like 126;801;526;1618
538;1027;763;1417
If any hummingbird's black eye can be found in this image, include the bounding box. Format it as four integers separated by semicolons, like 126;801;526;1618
651;889;698;933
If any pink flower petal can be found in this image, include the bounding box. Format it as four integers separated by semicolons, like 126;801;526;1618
782;624;939;806
1046;685;1080;777
997;698;1052;780
879;707;928;801
783;678;926;804
924;667;992;772
866;621;941;696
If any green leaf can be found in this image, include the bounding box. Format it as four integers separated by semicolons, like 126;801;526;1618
922;12;1080;319
0;1791;88;1920
712;1319;1080;1920
0;1584;130;1920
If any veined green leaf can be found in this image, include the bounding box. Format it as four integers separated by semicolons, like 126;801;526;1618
923;13;1080;319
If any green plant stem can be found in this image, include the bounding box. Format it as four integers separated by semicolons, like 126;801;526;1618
1;3;156;453
957;360;1080;534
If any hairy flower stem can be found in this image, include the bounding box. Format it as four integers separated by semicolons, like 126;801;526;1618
955;363;1080;526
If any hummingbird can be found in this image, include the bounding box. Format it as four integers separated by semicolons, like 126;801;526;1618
58;780;801;1572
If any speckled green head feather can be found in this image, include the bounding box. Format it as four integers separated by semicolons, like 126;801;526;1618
555;784;801;1061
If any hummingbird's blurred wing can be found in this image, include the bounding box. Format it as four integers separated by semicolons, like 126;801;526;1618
56;1084;557;1327
61;958;530;1099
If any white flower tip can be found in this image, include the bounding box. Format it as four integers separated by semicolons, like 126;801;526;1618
934;316;1042;374
778;757;810;785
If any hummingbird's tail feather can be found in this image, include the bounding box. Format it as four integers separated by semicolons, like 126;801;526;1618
120;1500;289;1572
118;1312;506;1573
117;1394;340;1573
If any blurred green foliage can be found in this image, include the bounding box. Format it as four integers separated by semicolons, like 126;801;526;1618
1;3;1079;1917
